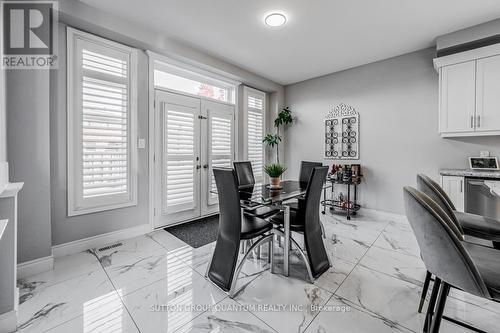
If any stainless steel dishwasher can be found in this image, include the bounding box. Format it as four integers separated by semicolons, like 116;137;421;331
465;178;500;219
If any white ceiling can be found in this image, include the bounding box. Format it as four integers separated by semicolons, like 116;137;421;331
79;0;500;85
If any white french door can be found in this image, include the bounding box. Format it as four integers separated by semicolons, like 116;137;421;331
154;90;234;228
154;90;200;226
201;100;235;216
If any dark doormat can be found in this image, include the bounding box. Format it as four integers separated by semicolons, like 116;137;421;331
165;215;219;248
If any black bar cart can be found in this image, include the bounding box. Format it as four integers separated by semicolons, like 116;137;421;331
321;164;362;220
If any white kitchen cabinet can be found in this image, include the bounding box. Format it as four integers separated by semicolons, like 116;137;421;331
434;43;500;137
440;175;465;212
475;54;500;133
439;62;476;135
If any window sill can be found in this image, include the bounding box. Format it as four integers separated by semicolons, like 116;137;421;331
68;199;137;217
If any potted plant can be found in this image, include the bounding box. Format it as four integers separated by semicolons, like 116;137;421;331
262;107;294;187
264;163;287;188
262;107;293;165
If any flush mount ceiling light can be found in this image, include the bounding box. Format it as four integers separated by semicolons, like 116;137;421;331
265;13;287;27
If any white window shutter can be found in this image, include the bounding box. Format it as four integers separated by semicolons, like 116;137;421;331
210;115;233;193
163;108;196;213
244;87;266;182
82;76;128;198
67;28;138;216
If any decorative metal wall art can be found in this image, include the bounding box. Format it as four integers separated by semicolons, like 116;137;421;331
324;103;359;160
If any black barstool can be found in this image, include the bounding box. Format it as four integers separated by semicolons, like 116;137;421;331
206;168;274;298
403;187;500;333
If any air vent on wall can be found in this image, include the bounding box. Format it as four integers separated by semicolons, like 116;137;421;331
98;242;123;252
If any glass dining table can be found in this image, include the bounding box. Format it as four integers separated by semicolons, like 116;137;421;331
213;180;307;277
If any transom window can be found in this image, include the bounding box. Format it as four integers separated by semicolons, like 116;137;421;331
153;62;236;104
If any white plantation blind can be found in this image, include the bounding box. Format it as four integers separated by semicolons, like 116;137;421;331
163;108;196;212
82;49;127;77
68;28;138;216
82;77;128;198
248;95;263;110
210;116;233;193
244;87;266;182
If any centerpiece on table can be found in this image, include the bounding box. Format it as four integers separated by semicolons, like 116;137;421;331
262;106;294;189
264;163;287;189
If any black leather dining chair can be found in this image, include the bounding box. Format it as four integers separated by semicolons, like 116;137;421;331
285;161;323;211
206;168;274;298
233;161;280;219
284;161;327;239
403;187;500;333
233;161;256;187
299;161;324;188
270;166;331;282
416;174;500;312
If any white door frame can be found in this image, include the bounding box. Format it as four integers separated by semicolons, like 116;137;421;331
151;89;236;229
148;53;240;230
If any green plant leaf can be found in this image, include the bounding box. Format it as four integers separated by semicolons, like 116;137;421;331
263;163;287;178
262;134;280;147
274;107;293;127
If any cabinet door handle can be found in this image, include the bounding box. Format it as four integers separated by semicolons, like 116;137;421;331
477;115;481;128
470;115;474;128
460;180;463;193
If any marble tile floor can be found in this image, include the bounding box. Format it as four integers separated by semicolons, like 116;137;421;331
14;209;500;333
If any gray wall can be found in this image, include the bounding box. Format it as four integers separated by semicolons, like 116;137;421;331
50;26;150;246
48;3;284;246
0;68;6;164
6;0;284;256
0;68;7;192
6;69;52;262
284;48;500;214
58;0;283;95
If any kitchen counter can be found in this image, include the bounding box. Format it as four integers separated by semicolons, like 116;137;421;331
440;168;500;179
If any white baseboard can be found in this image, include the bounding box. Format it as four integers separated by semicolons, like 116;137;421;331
17;255;54;279
361;207;407;222
0;309;18;333
15;224;151;279
52;224;150;258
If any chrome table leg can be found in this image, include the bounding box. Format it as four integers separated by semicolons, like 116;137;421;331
284;205;290;277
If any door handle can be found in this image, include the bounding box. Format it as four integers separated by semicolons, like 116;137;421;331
460;180;463;193
470;115;474;128
203;164;209;169
477;115;481;128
